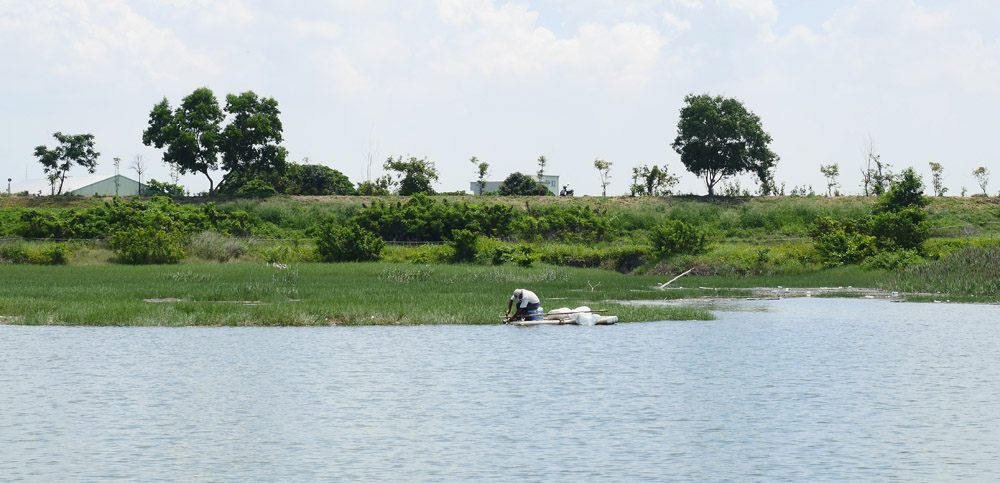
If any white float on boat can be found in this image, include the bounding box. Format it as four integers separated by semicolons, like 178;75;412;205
508;306;617;326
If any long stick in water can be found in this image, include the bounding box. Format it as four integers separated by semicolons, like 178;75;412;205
658;267;695;290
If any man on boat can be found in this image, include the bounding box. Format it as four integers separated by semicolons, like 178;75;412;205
506;288;542;321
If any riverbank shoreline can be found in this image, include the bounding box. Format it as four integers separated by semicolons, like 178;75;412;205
1;259;991;326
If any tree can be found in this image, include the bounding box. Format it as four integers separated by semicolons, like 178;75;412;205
820;163;840;196
356;176;392;196
973;167;989;195
876;167;927;213
929;162;947;197
384;156;438;195
217;91;288;194
33;132;100;195
860;137;892;196
287;163;357;195
671;94;778;196
470;156;489;195
498;172;551;196
594;158;613;196
142;87;223;195
629;164;679;196
143;179;185;198
536;155;547;181
130;154;146;191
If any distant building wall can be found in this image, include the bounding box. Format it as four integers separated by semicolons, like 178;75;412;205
68;175;141;196
469;175;560;195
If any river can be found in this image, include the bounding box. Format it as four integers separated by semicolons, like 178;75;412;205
2;298;999;481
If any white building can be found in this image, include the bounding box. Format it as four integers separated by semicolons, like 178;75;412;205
11;174;142;197
470;175;560;195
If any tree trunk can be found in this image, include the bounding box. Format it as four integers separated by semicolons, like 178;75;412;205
58;171;67;195
203;171;215;195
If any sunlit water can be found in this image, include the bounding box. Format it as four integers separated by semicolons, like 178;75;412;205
2;298;999;481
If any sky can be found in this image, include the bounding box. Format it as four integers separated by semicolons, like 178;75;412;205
2;0;998;196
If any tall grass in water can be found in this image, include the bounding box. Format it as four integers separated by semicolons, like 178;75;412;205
0;263;714;325
887;246;1000;298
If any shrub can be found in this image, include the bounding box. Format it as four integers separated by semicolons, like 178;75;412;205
447;229;479;263
810;216;876;266
188;231;246;262
497;172;551;196
512;244;537;267
0;242;70;265
316;220;384;262
143;179;185;198
811;208;928;267
650;220;707;258
487;244;514;265
109;225;187;264
868;208;929;252
875;167;927;213
605;245;651;273
861;249;924;271
234;179;279;198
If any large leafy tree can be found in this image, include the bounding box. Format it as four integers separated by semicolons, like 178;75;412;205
218;91;288;194
671;94;778;196
384;156;438;195
142;87;223;195
33;132;100;195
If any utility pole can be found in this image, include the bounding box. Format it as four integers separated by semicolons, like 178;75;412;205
113;157;121;195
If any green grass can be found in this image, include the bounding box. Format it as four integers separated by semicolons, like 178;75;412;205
885;246;1000;298
0;263;716;326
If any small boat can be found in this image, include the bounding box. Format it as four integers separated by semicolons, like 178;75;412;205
505;307;617;326
509;315;618;326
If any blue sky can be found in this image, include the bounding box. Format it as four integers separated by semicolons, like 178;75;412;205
2;0;998;196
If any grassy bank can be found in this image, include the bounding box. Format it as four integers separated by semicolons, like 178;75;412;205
3;194;1000;325
0;263;728;326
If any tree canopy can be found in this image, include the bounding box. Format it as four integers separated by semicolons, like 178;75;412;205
287;163;357;195
875;167;927;213
143;87;287;196
33;132;100;195
498;172;551;196
671;94;778;196
218;91;288;194
629;164;679;197
142;87;224;195
384;156;438;195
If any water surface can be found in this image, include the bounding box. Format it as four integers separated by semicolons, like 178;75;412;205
2;298;999;481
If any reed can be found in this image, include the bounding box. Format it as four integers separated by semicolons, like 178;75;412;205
0;263;719;326
886;246;1000;298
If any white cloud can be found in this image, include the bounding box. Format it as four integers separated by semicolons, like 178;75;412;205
1;0;218;84
196;0;258;28
675;0;704;9
898;4;948;32
312;49;371;93
289;19;343;39
431;1;667;87
663;11;692;32
434;0;491;25
722;0;777;21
